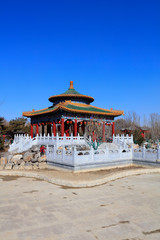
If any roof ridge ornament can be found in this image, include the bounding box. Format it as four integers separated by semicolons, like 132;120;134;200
69;80;74;89
48;81;94;103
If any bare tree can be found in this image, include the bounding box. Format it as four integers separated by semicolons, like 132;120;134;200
115;118;127;134
85;121;102;141
124;111;140;127
149;113;160;142
143;114;148;127
115;111;141;134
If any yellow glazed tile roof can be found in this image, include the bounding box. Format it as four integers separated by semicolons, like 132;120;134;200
23;102;124;117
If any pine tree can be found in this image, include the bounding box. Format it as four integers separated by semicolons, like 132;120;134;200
7;117;30;138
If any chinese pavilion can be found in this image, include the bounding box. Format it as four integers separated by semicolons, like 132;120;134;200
23;81;123;141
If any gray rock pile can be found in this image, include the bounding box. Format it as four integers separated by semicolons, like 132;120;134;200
0;145;47;170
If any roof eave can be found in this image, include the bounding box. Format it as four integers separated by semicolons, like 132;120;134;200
23;108;123;118
48;94;94;103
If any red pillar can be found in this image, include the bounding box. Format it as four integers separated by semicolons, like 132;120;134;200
102;122;105;142
61;118;64;136
53;121;56;136
92;131;95;141
74;119;77;136
36;124;39;135
112;122;115;136
31;124;33;138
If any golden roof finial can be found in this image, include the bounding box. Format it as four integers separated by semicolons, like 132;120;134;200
69;80;74;89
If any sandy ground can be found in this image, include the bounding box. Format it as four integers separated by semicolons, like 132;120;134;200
27;165;146;182
0;164;147;185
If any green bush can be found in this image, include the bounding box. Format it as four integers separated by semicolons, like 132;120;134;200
133;129;144;146
0;138;4;150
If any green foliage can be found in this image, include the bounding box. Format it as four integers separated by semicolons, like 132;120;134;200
0;116;30;141
145;144;151;149
0;137;4;150
0;117;6;135
133;129;144;146
0;117;5;150
7;117;30;137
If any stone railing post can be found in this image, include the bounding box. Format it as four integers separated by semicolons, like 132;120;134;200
131;134;133;142
56;132;59;147
142;145;145;159
47;133;50;143
126;134;128;141
121;134;124;142
64;133;66;142
72;146;77;166
62;146;65;161
72;147;75;161
77;133;80;141
39;133;42;143
113;134;115;143
71;132;73;142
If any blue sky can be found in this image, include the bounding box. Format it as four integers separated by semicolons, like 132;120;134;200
0;0;160;124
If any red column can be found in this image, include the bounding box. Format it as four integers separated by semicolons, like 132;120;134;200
74;119;77;136
61;118;64;136
53;121;56;136
112;122;115;136
31;124;33;138
102;122;105;142
92;131;95;141
36;124;39;135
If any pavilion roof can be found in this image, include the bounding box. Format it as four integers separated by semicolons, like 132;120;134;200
62;88;81;95
48;81;94;103
23;101;124;118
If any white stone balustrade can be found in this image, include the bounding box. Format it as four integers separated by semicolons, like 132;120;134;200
9;133;160;169
113;134;133;146
133;146;160;162
46;144;133;169
9;133;86;153
46;143;160;170
10;133;133;154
